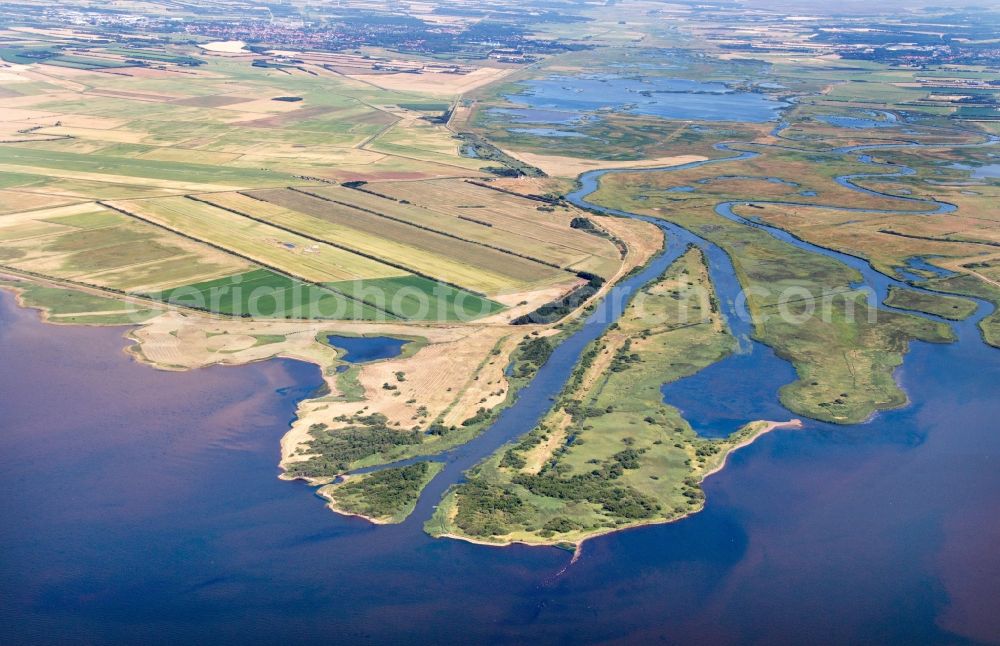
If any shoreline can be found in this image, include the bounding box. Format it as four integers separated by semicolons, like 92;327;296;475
317;479;397;526
3;234;806;552
431;418;804;551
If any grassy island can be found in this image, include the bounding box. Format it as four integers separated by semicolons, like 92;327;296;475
885;286;978;321
319;462;444;524
427;248;798;546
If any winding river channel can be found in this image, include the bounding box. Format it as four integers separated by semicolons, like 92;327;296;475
1;135;999;642
402;134;998;518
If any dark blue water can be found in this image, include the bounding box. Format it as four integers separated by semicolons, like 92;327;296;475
2;129;1000;644
898;256;959;283
2;279;999;645
326;335;407;363
501;75;788;123
659;343;798;438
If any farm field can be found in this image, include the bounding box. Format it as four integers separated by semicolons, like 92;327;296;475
0;48;637;323
146;268;384;320
241;187;569;294
366;178;624;276
0;201;252;292
105;195;407;284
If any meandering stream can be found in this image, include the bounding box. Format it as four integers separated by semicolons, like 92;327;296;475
399;130;997;527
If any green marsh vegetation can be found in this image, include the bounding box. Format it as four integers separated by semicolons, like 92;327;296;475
924;273;1000;348
319;462;444;524
428;248;777;545
590;182;956;424
885;287;978;321
0;279;162;325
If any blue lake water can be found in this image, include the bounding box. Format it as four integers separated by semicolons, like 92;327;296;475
507;128;591;138
896;256;958;282
487;107;582;124
817;110;899;129
2;274;999;644
951;162;1000;179
501;75;788;123
326;335;407;363
660;343;798;438
2;128;999;643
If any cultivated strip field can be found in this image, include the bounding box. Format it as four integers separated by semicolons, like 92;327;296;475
371;178;623;276
105;195;408;284
243;187;575;293
0;201;252;292
310;182;621;274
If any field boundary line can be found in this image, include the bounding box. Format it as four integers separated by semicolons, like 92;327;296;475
203;192;495;298
98;200;404;320
287;186;569;272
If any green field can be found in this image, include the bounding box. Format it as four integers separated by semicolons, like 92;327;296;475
0;147;292;189
0;47;130;69
0;279;162;324
144;268;503;321
146;268;383;320
328;275;505;321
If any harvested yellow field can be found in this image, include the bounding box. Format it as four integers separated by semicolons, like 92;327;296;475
502;151;709;178
242;188;571;293
217;98;307;114
304;183;621;274
0;107;60;123
35;126;150;144
106;196;409;284
348;66;513;96
0;191;82;215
